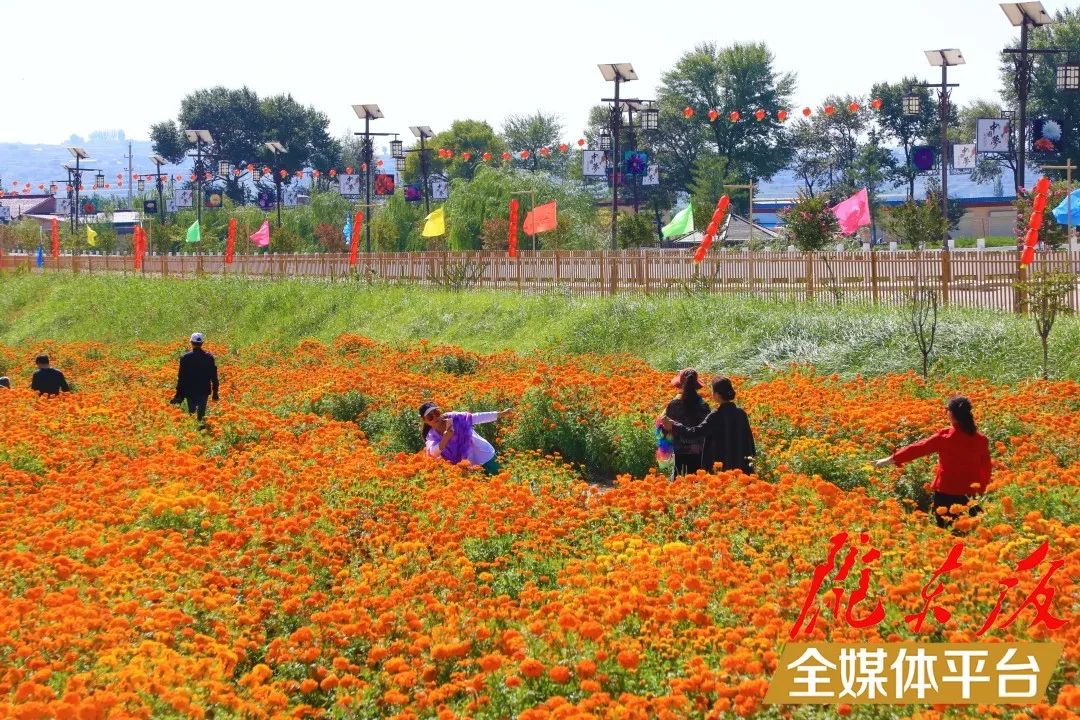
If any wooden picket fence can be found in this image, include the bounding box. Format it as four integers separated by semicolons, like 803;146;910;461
4;248;1079;314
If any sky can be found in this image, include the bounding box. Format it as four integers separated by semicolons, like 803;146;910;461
0;0;1070;146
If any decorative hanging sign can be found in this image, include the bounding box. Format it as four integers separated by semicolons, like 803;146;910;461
583;150;608;177
642;164;660;186
431;179;449;201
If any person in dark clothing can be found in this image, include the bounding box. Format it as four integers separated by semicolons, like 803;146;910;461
30;355;70;395
664;369;710;477
874;396;991;529
663;377;756;475
170;332;219;421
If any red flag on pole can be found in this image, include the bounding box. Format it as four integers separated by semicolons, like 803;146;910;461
522;200;557;235
133;226;144;269
508;199;519;258
225;218;237;265
694;195;730;263
349;211;363;266
50;218;60;258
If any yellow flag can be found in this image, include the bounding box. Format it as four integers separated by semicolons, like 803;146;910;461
421;208;445;238
86;226;97;247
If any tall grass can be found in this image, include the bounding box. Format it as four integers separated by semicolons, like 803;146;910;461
0;273;1077;382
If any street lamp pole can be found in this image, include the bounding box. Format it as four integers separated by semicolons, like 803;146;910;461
352;104;395;254
599;63;638;250
408;126;436;215
184;130;214;226
149;155;167;224
264;142;287;227
914;50;964;250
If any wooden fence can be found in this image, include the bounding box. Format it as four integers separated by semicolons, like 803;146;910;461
3;248;1079;313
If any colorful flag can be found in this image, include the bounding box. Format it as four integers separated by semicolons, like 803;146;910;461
225;218;237;264
508;199;519;258
422;207;445;238
36;245;44;268
694;195;729;263
86;226;97;247
343;215;353;245
349;212;363;266
185;221;201;243
133;226;144;270
522;201;557;235
831;188;871;235
250;220;270;247
50;218;59;258
662;203;694;239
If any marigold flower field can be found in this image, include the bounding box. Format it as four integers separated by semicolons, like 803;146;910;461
0;337;1076;719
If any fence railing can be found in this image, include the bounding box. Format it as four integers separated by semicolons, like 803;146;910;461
3;248;1079;313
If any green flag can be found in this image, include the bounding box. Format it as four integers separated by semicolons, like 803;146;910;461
662;203;694;239
185;221;201;243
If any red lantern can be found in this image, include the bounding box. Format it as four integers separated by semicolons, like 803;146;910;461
707;109;719;122
539;147;550;157
329;169;337;177
848;102;860;113
105;184;111;189
501;151;511;161
313;170;321;178
50;184;57;193
360;163;367;172
802;107;812;117
483;152;493;161
133;173;141;181
66;186;73;194
462;152;472;161
730;111;742;122
577;138;586;147
38;184;44;190
247;163;255;172
824;105;836;116
559;143;569;153
871;98;883;110
376;159;384;167
233;169;241;176
279;169;287;178
175;175;183;181
683;106;694;118
520;150;529;160
754;109;766;121
345;166;354;174
189;174;196;181
295;170;303;178
777;110;789;122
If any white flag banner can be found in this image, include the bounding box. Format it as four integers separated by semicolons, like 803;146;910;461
642;163;660;186
338;174;361;196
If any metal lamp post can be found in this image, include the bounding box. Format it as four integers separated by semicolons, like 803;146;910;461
407;126;436;214
148;154;167;223
65;147;101;232
599;63;638;250
912;49;964;250
264;142;287;227
184;129;214;225
352;104;397;253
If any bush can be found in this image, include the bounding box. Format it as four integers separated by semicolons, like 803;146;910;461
310;390;370;423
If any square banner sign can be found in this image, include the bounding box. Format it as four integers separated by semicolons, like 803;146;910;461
976;118;1011;154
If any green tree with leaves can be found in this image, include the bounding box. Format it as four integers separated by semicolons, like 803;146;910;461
501;112;566;174
883;198;949;249
871;79;936;199
654;42;795;193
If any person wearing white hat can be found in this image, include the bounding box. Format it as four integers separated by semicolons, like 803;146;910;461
170;332;219;421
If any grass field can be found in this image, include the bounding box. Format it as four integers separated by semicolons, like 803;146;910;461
0;273;1077;382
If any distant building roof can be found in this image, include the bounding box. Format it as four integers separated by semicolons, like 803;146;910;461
0;194;54;219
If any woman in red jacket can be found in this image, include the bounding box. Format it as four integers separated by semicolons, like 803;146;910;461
874;396;991;528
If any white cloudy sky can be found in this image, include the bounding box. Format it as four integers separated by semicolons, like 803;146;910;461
0;0;1067;144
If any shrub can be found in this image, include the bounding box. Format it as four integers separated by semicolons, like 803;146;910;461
310;390;370;423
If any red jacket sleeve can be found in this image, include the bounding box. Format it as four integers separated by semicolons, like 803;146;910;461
892;429;949;467
977;438;992;493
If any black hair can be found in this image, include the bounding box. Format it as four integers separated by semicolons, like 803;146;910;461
712;376;736;403
0;377;10;388
947;396;977;435
35;354;49;365
419;402;439;443
680;370;702;404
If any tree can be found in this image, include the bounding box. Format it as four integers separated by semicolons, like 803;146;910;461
789;118;831;195
1015;271;1075;379
882;198;948;249
780;192;839;252
655;42;795;189
1000;7;1080;188
402;119;507;184
500;112;567;174
149;86;339;203
871;79;936;199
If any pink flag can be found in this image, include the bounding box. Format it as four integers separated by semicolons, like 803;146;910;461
250;220;270;247
831;188;871;235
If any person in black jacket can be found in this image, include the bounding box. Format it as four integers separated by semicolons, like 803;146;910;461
171;332;219;421
30;355;70;395
664;369;710;477
663;376;755;475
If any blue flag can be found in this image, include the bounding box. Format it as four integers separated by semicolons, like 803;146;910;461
343;216;352;245
36;245;44;268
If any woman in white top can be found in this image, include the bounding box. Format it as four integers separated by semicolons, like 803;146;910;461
419;401;512;474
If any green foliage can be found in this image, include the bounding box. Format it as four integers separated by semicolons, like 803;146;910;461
780;193;839;251
1015;270;1076;379
402;119;508;183
1015;182;1070;250
654;41;795;193
1;275;1079;383
501;112;566;174
370;193;424;252
310;390;370;423
872;79;938;199
883;199;949;250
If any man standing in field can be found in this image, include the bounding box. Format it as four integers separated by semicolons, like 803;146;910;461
171;332;219;422
30;355;70;395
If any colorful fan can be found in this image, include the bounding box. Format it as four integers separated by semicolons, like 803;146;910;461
655;418;674;463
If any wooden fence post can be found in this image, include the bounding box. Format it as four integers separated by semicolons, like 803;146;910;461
940;249;951;307
1014;261;1026;315
870;249;879;305
609;253;619;295
805;253;814;300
